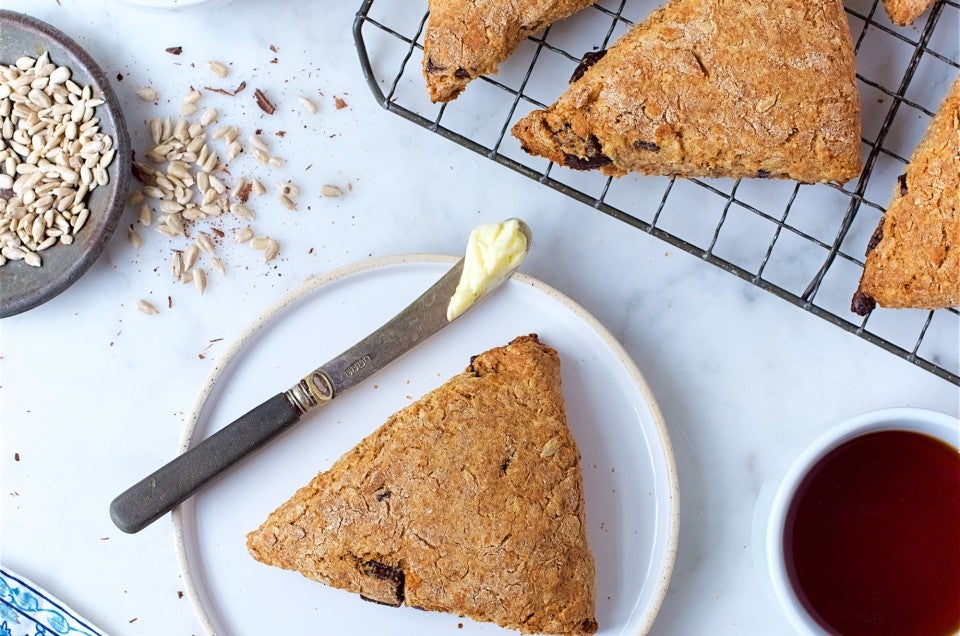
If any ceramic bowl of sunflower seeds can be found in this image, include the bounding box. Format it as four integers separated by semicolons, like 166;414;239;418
0;10;130;318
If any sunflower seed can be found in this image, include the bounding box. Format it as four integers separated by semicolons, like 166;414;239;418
1;245;24;260
192;267;207;294
229;202;254;220
136;86;158;101
248;134;268;151
278;194;296;211
36;236;56;250
170;249;182;279
196;231;215;255
182;243;199;269
127;224;143;248
268;155;284;168
211;257;226;275
200;108;219;126
208;174;226;194
298;95;317;113
251;179;266;195
137;299;159;315
233;226;254;243
230;177;247;198
184;89;203;105
206;61;229;78
262;238;279;262
320;184;343;197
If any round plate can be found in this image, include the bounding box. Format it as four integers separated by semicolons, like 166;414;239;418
173;255;680;635
0;11;130;318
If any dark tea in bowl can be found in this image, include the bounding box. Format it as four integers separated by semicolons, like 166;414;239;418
756;408;960;635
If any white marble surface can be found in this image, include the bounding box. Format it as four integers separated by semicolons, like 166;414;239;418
0;1;957;635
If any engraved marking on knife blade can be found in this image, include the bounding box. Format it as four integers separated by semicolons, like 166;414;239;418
342;355;371;379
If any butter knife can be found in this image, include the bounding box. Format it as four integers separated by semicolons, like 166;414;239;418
110;221;531;534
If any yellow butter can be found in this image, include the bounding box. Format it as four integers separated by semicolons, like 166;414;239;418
447;219;528;321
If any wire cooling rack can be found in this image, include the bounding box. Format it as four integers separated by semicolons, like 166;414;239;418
353;0;960;385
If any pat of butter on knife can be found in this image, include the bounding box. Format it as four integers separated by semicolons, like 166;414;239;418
447;219;528;321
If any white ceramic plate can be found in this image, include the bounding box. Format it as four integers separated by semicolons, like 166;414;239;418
173;254;679;635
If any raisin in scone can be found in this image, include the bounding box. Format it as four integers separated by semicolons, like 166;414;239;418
247;335;598;635
882;0;936;26
423;0;596;103
852;77;960;314
511;0;862;183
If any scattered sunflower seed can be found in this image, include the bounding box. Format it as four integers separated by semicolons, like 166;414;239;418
206;61;229;78
137;299;160;315
233;226;254;243
170;249;182;279
298;95;317;113
127;224;143;248
262;238;280;262
320;184;343;197
250;236;271;250
196;232;215;255
183;243;199;270
200;108;219;126
136;86;158;101
278;194;296;211
192;267;207;294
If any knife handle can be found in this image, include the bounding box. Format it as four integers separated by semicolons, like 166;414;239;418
109;392;302;534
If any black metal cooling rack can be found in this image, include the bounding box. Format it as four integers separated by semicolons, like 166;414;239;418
353;0;960;385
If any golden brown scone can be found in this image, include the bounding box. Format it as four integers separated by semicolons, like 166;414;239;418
852;78;960;314
247;335;598;635
423;0;596;103
511;0;862;183
882;0;935;26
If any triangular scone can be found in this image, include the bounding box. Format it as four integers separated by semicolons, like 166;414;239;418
511;0;862;183
423;0;596;103
852;78;960;314
247;335;598;635
882;0;936;26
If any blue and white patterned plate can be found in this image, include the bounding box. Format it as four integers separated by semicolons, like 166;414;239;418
0;568;106;636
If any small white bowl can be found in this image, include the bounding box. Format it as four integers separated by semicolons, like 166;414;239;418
753;407;959;635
